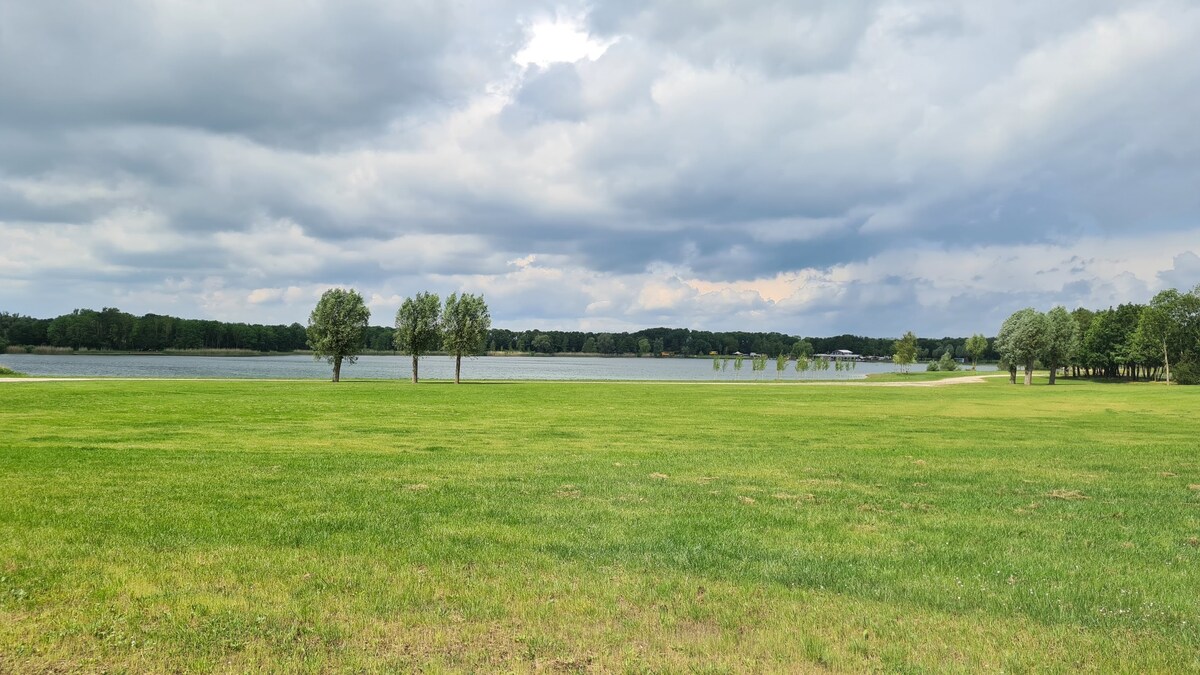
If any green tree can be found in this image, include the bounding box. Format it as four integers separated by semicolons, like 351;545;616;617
596;333;615;354
307;288;370;383
712;354;721;376
791;340;814;358
964;334;988;370
393;292;441;383
1137;288;1200;384
892;331;918;374
775;353;787;379
581;336;597;353
795;354;809;378
442;293;491;384
1042;306;1077;385
996;308;1046;385
531;334;554;354
637;337;651;357
734;355;744;378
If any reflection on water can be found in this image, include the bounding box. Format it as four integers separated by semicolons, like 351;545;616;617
0;353;996;381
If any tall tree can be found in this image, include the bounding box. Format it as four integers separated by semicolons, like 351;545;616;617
442;293;491;384
1041;306;1077;385
996;308;1046;385
892;331;918;374
964;334;988;370
393;292;441;383
307;288;370;383
1138;288;1200;383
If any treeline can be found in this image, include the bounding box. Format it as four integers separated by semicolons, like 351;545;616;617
484;329;992;359
0;307;997;360
0;308;309;352
994;285;1200;384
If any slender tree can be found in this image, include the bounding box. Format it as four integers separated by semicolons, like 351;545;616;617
1136;288;1200;384
892;331;918;374
775;353;787;380
394;292;441;383
307;288;370;383
442;292;491;384
964;334;988;370
1042;306;1077;385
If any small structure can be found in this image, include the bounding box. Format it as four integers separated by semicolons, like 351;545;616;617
815;349;861;360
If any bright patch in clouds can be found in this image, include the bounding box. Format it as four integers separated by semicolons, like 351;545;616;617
514;17;616;67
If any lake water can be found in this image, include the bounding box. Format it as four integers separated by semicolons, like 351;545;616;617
0;353;996;381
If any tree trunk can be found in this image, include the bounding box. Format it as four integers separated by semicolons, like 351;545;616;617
455;354;462;384
1048;362;1057;385
1164;339;1171;385
412;354;419;383
1009;365;1017;384
1024;361;1033;386
333;355;342;383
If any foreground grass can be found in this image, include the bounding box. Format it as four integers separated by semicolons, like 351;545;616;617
1;380;1198;672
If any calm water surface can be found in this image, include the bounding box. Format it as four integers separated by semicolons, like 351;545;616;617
0;353;996;381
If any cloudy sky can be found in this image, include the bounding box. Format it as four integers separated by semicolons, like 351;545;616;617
2;0;1198;336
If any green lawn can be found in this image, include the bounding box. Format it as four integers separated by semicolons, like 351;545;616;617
1;379;1198;672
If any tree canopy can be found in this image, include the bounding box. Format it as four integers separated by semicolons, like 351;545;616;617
307;288;370;383
442;293;491;384
393;292;441;383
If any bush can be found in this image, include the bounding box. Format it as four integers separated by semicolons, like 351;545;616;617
1173;360;1199;385
938;351;959;372
0;366;24;377
926;360;939;372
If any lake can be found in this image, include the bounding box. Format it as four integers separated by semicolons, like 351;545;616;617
0;353;996;381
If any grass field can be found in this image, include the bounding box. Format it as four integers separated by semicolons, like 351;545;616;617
1;378;1198;672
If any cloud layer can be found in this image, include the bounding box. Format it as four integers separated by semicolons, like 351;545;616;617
2;0;1198;336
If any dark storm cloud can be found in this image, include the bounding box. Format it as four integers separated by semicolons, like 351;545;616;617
0;0;536;147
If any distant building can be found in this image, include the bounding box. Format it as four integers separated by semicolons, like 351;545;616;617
815;349;861;360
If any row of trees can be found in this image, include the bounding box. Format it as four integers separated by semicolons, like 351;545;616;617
306;289;491;383
0;308;309;352
486;328;995;360
890;331;989;373
994;285;1200;385
1;308;1002;361
706;353;859;379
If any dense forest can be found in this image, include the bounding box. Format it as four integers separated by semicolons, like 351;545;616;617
0;307;994;360
993;285;1200;384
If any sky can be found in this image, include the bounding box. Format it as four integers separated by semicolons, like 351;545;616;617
1;0;1198;337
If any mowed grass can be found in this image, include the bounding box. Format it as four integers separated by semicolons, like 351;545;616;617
1;379;1198;672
